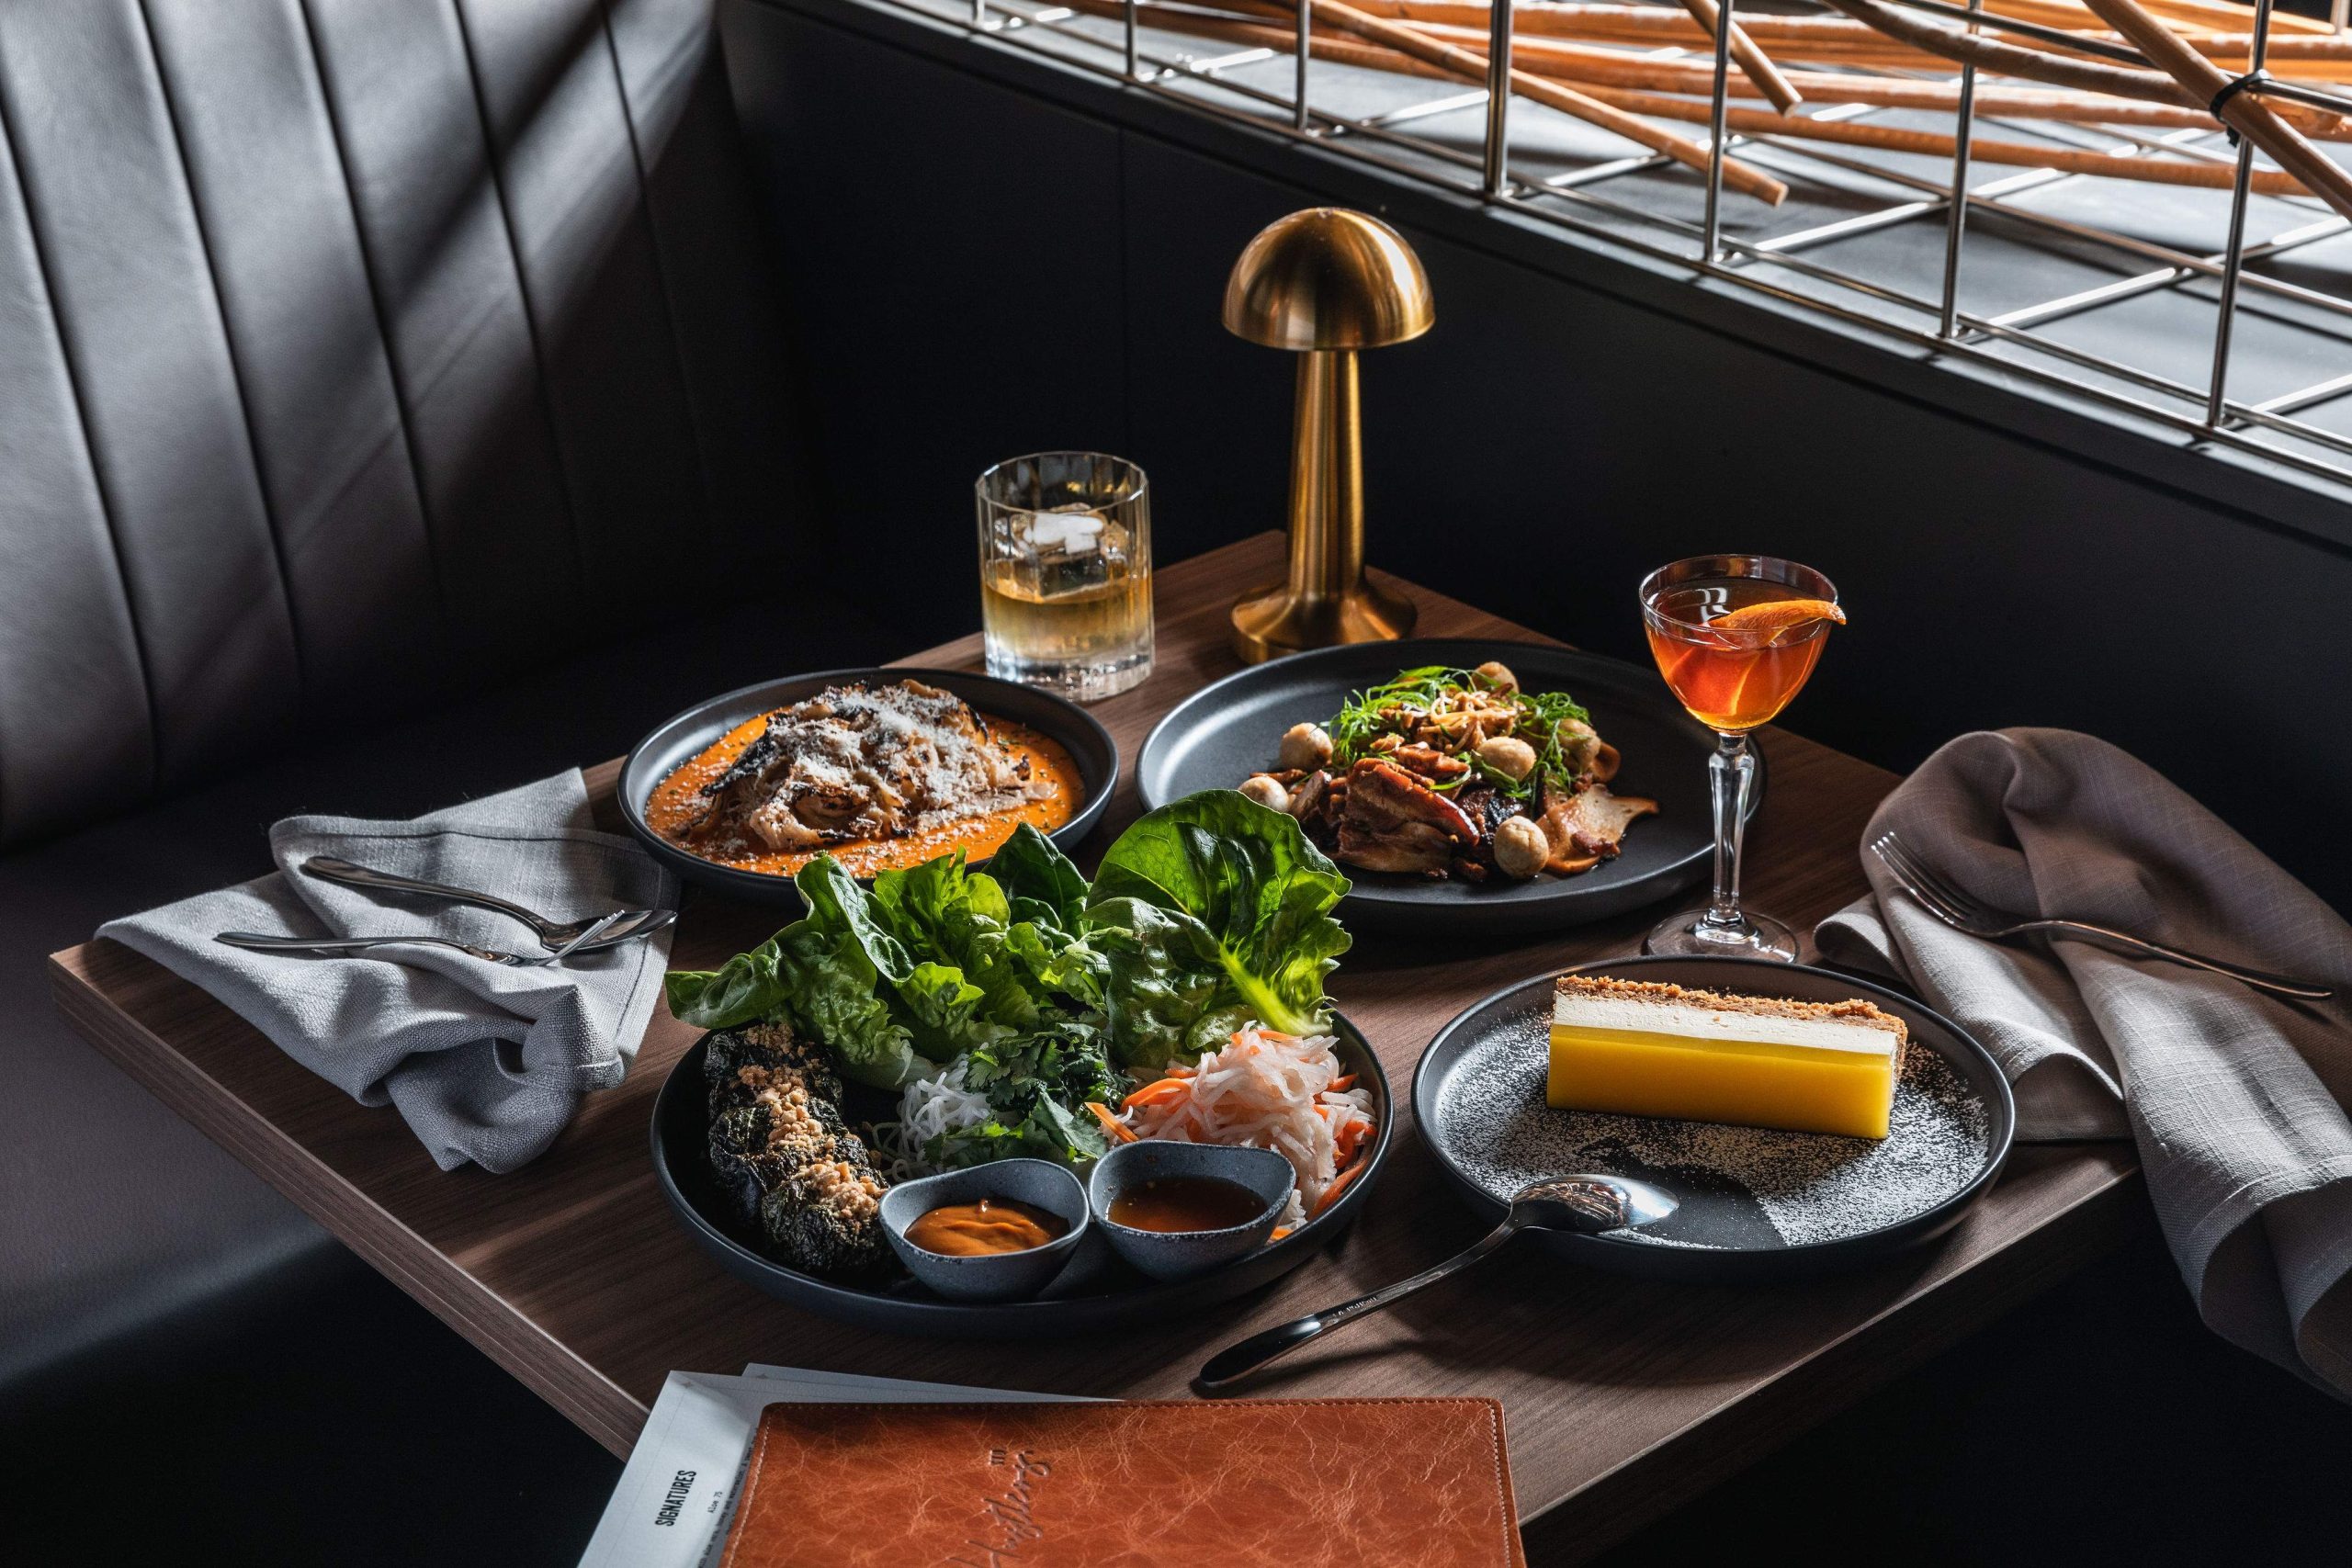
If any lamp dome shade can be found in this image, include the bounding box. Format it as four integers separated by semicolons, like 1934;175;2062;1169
1221;208;1434;351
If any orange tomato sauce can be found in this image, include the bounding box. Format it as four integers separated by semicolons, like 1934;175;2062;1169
645;709;1084;878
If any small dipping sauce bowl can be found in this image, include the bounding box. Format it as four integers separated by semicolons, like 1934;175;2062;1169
1088;1141;1295;1282
879;1159;1090;1303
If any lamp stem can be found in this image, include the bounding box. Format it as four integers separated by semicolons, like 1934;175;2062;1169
1286;348;1363;609
1232;342;1411;661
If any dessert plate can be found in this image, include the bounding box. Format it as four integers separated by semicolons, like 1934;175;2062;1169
1135;639;1757;935
1411;955;2014;1280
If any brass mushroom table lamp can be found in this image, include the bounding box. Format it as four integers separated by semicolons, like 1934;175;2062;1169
1223;208;1432;663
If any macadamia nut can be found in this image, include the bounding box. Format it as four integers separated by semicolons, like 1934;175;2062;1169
1277;722;1333;771
1476;735;1538;782
1474;660;1520;694
1492;816;1551;879
1238;774;1291;813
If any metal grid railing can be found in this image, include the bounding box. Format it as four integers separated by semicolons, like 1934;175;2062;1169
876;0;2352;491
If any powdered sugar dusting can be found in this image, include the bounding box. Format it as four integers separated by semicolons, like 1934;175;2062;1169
1435;1003;1992;1249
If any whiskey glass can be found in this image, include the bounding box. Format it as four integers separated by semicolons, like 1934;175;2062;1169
977;452;1153;703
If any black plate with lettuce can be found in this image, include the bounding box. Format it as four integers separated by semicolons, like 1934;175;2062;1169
648;793;1395;1336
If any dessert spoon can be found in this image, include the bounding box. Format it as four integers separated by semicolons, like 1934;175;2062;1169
300;855;677;953
1195;1174;1679;1393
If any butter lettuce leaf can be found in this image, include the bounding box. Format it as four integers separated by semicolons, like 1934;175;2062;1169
986;824;1091;931
667;921;922;1091
770;921;922;1089
868;852;1034;1043
1085;791;1351;1059
669;843;1102;1086
663;942;782;1033
668;793;1351;1111
1085;897;1227;1068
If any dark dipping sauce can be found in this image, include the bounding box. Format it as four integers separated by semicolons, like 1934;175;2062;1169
903;1198;1069;1258
1108;1176;1272;1234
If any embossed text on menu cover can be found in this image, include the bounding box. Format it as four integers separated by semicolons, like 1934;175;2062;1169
718;1396;1526;1568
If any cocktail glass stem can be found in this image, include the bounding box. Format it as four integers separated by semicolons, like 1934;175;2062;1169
1701;730;1758;937
1645;725;1791;959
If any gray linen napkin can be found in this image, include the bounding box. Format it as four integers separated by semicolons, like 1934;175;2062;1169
1815;728;2352;1396
100;772;676;1174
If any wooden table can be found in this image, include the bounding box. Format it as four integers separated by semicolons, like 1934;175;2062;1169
50;535;2138;1562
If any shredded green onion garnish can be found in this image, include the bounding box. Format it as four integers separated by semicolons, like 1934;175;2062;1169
1324;666;1592;802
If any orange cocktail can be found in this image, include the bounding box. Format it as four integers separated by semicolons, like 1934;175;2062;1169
1639;556;1843;963
1645;578;1842;732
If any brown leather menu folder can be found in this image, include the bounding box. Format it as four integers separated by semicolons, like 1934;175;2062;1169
718;1396;1526;1567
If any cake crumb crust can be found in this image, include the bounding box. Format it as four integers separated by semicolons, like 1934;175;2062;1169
1555;975;1908;1045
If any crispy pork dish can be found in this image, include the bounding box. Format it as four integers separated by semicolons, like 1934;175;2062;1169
706;1022;892;1278
684;680;1047;855
1238;660;1657;882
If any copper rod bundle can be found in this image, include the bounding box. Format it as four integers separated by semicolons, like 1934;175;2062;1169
1338;2;1945;58
1284;7;2316;129
1114;0;2314;187
1983;0;2330;32
1355;1;2332;39
1094;0;2352;205
1488;36;2300;130
2077;0;2352;220
1674;0;1804;114
1592;84;2315;192
1385;2;2348;123
1258;0;1792;201
1323;1;2352;73
1814;0;2250;109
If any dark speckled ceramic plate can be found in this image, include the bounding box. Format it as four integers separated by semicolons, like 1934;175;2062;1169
1411;955;2014;1281
650;1014;1394;1337
1135;639;1756;936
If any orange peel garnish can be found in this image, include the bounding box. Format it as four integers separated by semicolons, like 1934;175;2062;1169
1715;597;1846;637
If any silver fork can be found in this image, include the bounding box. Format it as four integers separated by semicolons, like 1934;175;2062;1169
1869;831;2335;1001
215;912;628;969
300;855;675;953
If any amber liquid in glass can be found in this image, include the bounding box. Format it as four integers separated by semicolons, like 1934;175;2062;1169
1645;579;1830;732
979;504;1153;702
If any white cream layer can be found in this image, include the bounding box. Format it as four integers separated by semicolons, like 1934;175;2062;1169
1553;992;1898;1057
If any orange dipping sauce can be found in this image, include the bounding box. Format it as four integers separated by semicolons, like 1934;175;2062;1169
643;709;1084;878
1107;1177;1272;1234
903;1198;1069;1258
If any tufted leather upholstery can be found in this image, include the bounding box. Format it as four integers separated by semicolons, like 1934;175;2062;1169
0;0;812;848
0;0;845;1406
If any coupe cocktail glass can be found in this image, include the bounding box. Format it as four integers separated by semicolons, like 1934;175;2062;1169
1640;554;1843;962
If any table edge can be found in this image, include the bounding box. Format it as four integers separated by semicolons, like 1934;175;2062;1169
47;942;651;1456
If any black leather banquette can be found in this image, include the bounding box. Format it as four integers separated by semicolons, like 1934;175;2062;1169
0;0;873;1410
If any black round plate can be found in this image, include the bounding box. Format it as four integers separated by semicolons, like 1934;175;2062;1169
1135;639;1758;936
618;667;1117;904
1411;955;2014;1281
650;1017;1396;1337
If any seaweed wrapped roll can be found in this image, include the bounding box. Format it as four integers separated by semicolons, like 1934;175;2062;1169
704;1021;890;1278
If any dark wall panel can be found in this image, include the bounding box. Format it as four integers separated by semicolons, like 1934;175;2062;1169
722;1;1130;630
727;9;2352;906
